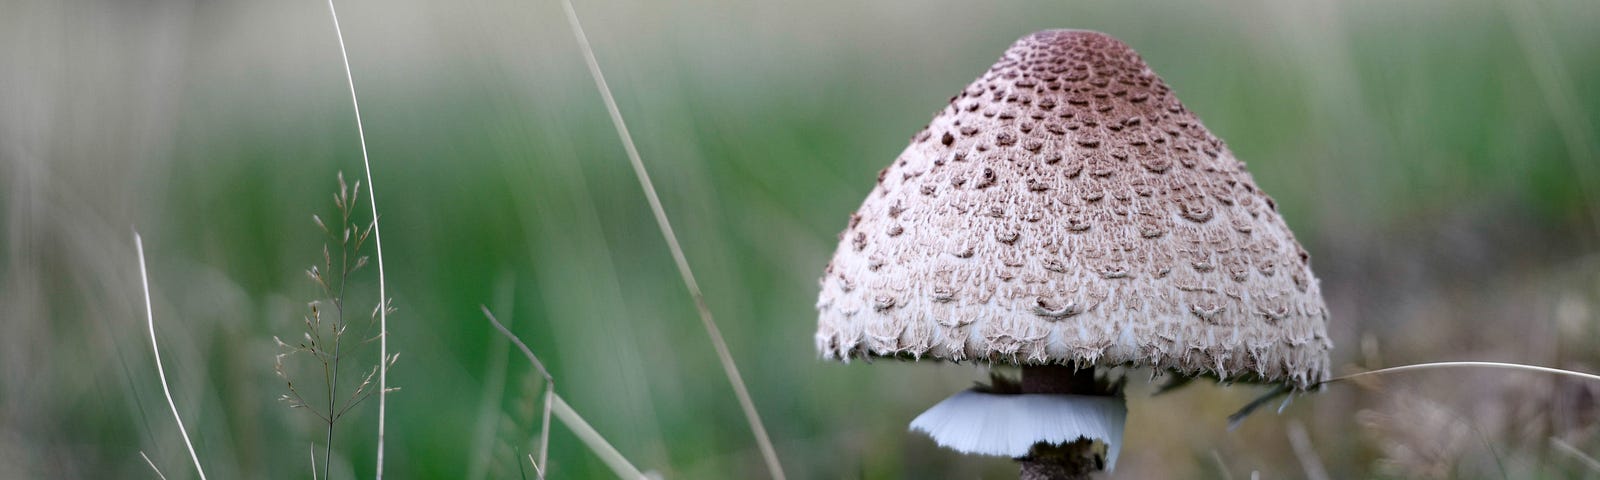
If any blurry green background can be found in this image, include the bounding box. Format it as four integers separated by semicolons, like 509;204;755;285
4;0;1600;478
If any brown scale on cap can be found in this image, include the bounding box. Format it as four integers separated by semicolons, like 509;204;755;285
815;30;1332;389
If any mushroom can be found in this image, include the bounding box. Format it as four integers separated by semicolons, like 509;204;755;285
815;30;1332;477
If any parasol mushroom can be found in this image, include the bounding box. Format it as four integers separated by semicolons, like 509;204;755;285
815;29;1332;478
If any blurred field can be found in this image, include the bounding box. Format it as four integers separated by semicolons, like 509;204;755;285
3;0;1599;478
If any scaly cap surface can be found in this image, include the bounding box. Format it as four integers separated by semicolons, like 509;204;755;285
815;30;1332;389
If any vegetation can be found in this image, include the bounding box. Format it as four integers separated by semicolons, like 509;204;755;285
3;0;1599;478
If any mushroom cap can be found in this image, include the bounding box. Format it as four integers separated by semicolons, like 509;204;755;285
815;30;1332;389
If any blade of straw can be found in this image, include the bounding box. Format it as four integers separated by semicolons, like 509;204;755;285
321;1;392;476
485;307;646;479
468;280;516;480
135;232;207;480
139;451;169;480
484;307;550;480
1230;361;1600;426
552;394;648;480
550;1;785;478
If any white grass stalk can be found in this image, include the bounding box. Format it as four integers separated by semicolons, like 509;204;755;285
485;307;650;480
483;307;550;480
551;394;648;480
537;385;553;478
468;283;516;480
551;1;784;478
527;453;545;479
135;232;207;480
1332;361;1600;384
1233;361;1600;426
139;451;169;480
321;1;392;476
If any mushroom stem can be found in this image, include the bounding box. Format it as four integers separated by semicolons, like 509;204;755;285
1018;366;1118;480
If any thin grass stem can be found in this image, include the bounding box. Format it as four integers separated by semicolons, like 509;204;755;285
1331;361;1600;384
486;306;654;479
1231;361;1600;426
550;1;784;477
551;394;649;480
528;453;545;479
538;386;553;478
139;451;169;480
321;1;392;476
469;282;516;480
483;306;549;382
483;306;551;480
135;232;207;480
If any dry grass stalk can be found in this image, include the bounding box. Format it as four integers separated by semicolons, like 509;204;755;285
138;451;169;480
275;173;395;479
319;1;395;476
483;307;552;479
1233;361;1600;425
468;281;516;480
550;1;784;477
485;306;655;479
550;394;650;480
1337;361;1600;385
134;232;208;480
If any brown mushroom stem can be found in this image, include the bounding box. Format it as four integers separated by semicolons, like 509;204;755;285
1018;366;1118;480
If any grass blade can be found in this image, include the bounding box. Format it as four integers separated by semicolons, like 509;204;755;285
321;1;393;476
486;306;651;479
469;281;516;480
1331;361;1600;384
551;394;647;480
139;451;169;480
135;232;207;480
484;307;550;480
1231;361;1600;425
550;1;784;477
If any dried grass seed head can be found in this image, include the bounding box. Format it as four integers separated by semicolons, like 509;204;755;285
815;29;1332;389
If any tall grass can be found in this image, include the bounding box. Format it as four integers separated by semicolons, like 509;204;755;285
552;0;785;477
134;232;207;480
319;1;395;476
484;306;652;479
273;173;388;479
1233;361;1600;427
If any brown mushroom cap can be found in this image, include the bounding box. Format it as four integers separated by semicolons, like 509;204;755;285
815;30;1332;389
